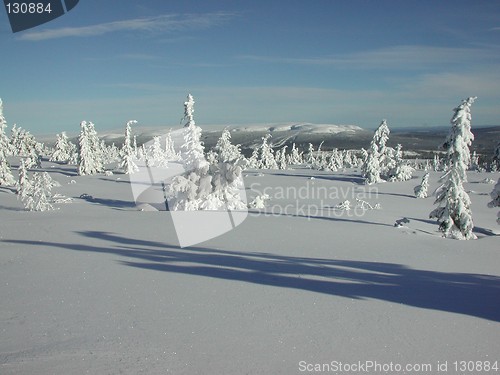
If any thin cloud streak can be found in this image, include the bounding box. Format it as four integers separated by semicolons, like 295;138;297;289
19;12;237;41
239;45;500;69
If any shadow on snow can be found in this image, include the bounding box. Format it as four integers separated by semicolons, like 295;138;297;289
4;230;500;322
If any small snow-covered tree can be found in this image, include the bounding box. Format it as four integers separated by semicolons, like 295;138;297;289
488;178;500;224
362;141;382;185
168;94;210;210
362;119;394;182
168;94;246;211
16;158;29;197
21;171;58;211
492;141;500;171
148;136;168;167
414;172;429;198
77;121;104;176
215;128;242;163
0;99;11;155
257;134;278;169
247;147;260;169
430;97;477;240
373;119;393;176
305;143;315;165
276;145;288;170
0;148;15;186
50;132;75;163
0;100;15;186
120;120;139;174
389;144;414;182
164;130;178;160
287;143;302;165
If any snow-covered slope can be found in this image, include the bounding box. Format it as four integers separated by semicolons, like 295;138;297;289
1;161;499;374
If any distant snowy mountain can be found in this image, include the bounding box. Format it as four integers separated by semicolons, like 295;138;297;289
39;123;500;156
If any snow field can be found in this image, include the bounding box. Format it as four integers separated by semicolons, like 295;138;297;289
1;162;499;374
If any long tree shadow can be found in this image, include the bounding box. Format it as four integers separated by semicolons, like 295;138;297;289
4;231;500;322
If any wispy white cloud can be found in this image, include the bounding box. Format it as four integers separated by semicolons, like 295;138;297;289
19;12;237;41
238;45;500;69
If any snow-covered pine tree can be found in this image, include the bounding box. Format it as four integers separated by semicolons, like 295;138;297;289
470;150;479;171
305;143;315;166
276;145;288;170
488;178;500;224
374;120;394;177
164;130;178;160
362;119;394;182
414;172;429;198
247;147;260;169
120;120;139;174
168;94;210;210
77;121;104;176
21;171;58;211
215;128;242;163
287;143;302;165
492;141;500;171
373;119;390;153
168;94;246;211
430;97;477;240
148;136;169;167
362;141;382;185
389;144;414;182
16;158;29;200
0;99;11;154
0;100;15;186
258;134;278;169
50;132;75;163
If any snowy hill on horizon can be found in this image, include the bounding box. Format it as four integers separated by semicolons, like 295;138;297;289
37;122;500;157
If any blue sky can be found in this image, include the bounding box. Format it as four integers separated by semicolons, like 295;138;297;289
1;0;500;134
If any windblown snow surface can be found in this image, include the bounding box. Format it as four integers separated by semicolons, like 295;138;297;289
1;160;499;374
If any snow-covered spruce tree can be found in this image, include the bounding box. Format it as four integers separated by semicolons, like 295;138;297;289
120;120;139;174
430;97;477;240
492;141;500;171
287;143;302;165
305;143;315;165
0;100;15;186
168;94;246;211
0;99;11;155
16;158;29;197
164;130;178;160
21;171;58;211
148;136;168;167
414;172;429;198
276;145;288;170
168;94;211;210
389;144;414;182
362;119;394;182
258;134;278;169
50;132;75;163
247;147;260;169
362;141;382;185
77;121;104;176
488;178;500;224
0;146;15;186
215;128;242;163
373;119;393;176
469;150;479;171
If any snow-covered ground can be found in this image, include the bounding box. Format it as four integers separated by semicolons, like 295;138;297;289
1;160;499;374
